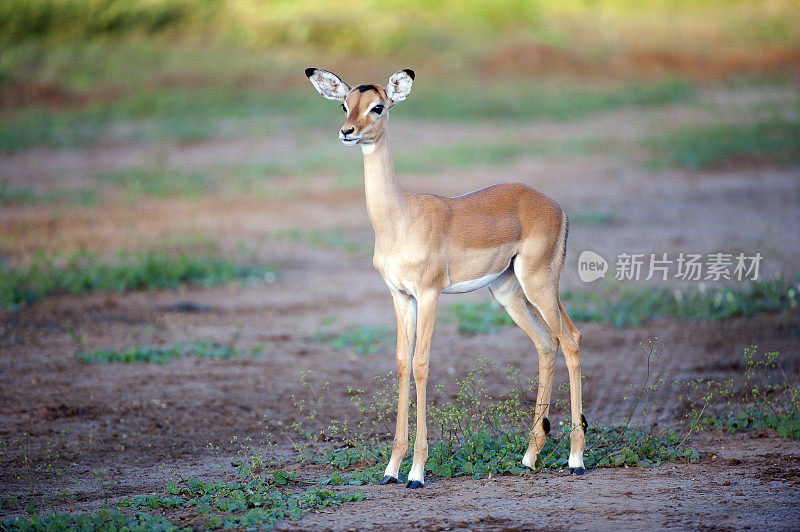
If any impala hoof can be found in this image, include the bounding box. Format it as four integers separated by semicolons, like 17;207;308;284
379;475;397;485
406;480;424;489
570;467;586;476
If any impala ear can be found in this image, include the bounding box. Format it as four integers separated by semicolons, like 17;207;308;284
305;67;351;101
385;69;414;107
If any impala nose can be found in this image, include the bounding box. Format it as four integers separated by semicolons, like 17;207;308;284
341;127;355;136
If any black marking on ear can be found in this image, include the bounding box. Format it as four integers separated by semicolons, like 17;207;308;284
542;417;551;435
402;69;415;80
581;413;588;433
304;67;316;78
356;84;379;93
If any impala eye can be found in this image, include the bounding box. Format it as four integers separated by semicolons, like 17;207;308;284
341;103;347;113
372;104;384;115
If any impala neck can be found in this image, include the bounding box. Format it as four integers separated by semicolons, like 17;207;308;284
361;135;407;238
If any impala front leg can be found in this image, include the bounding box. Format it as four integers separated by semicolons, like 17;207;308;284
407;291;439;488
381;292;417;484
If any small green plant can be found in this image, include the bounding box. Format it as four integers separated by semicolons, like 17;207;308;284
680;346;800;440
284;341;698;486
116;475;364;530
79;339;259;364
1;508;183;531
316;324;395;355
1;430;78;521
0;250;280;310
4;434;364;531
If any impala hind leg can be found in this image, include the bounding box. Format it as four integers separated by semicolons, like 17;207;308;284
381;292;417;485
558;299;586;474
513;260;586;474
489;270;558;469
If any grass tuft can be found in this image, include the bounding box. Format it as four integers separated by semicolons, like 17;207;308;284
406;80;696;122
448;275;799;332
79;339;260;364
0;250;279;310
650;118;800;169
316;325;394;355
0;180;99;207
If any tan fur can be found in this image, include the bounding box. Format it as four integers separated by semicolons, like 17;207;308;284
307;68;586;485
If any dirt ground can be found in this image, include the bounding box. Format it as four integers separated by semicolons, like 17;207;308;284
1;84;800;530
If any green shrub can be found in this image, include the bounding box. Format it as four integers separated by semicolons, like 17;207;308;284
681;346;800;440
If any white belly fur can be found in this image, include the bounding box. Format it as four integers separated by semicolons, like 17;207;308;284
442;271;504;294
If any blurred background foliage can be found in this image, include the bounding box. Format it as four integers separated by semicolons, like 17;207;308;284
1;0;799;90
2;1;799;53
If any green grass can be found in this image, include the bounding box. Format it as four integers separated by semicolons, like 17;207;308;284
79;339;260;364
0;250;278;310
0;180;98;207
0;79;696;153
448;275;799;332
101;168;214;200
275;228;373;256
650;118;800;168
0;89;316;153
567;211;616;227
404;79;696;122
447;300;516;334
395;137;604;174
316;325;395;355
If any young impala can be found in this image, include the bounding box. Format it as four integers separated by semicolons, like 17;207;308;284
306;68;587;488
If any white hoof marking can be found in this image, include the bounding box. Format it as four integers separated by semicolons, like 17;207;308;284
568;452;585;469
408;462;425;484
522;448;537;469
384;461;401;479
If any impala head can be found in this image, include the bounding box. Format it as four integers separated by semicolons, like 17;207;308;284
305;68;414;147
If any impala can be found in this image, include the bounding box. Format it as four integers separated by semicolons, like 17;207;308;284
306;68;587;488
